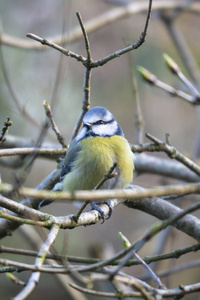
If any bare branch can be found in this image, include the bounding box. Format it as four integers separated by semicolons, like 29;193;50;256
137;65;196;103
13;224;60;300
2;181;200;203
163;53;200;99
161;10;200;85
145;132;200;176
0;147;67;159
43;101;67;148
90;0;152;68
70;12;92;142
1;183;200;240
1;2;200;50
0;117;13;144
26;33;87;63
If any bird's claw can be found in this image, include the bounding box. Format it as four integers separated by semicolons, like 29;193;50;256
89;201;113;223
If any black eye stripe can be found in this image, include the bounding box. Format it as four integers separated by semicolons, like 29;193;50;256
94;120;104;125
93;118;115;126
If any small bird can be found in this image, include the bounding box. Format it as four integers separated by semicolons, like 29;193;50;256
39;106;134;221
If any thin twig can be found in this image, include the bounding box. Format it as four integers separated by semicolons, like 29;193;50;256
27;1;152;70
0;194;50;220
0;210;46;227
69;281;142;299
146;132;200;176
134;252;164;289
163;53;200;100
43;101;67;148
111;233;164;289
76;12;92;63
1;242;200;267
143;259;200;281
26;2;152;145
145;227;171;274
161;11;200;86
90;0;153;68
70;12;92;142
0;117;13;144
26;33;86;63
6;273;26;286
113;201;200;281
137;66;196;103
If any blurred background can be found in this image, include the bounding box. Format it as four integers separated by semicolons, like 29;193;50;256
0;0;200;299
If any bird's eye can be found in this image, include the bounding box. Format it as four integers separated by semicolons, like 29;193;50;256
94;120;104;125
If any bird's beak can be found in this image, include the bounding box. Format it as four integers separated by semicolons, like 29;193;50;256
84;122;92;129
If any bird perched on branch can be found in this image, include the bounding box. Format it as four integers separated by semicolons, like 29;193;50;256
39;106;134;222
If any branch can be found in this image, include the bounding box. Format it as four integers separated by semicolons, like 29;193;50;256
2;181;200;202
26;33;86;62
134;153;200;182
89;0;152;68
13;224;60;300
69;12;92;142
43;101;67;148
145;132;200;176
161;10;200;85
163;53;200;99
125;185;200;242
118;232;164;289
0;117;13;144
0;210;46;228
1;2;200;49
0;147;67;158
25;2;152;147
1;244;200;275
1;183;200;240
1;242;199;268
27;1;152;69
137;65;196;103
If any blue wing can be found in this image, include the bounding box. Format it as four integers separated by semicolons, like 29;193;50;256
39;139;82;208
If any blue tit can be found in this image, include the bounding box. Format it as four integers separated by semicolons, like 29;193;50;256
39;106;134;220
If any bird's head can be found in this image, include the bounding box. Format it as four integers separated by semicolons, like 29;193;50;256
76;106;124;141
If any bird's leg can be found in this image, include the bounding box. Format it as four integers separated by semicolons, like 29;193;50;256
105;200;114;218
73;163;117;223
89;200;113;223
89;162;117;223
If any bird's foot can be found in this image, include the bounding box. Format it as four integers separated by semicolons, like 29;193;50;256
89;200;113;224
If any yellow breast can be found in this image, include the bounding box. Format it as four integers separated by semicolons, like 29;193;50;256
63;136;134;192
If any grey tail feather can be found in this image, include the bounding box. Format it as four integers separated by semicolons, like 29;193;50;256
38;182;63;209
38;199;53;209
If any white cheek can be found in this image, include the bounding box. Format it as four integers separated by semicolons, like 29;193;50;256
93;121;117;136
